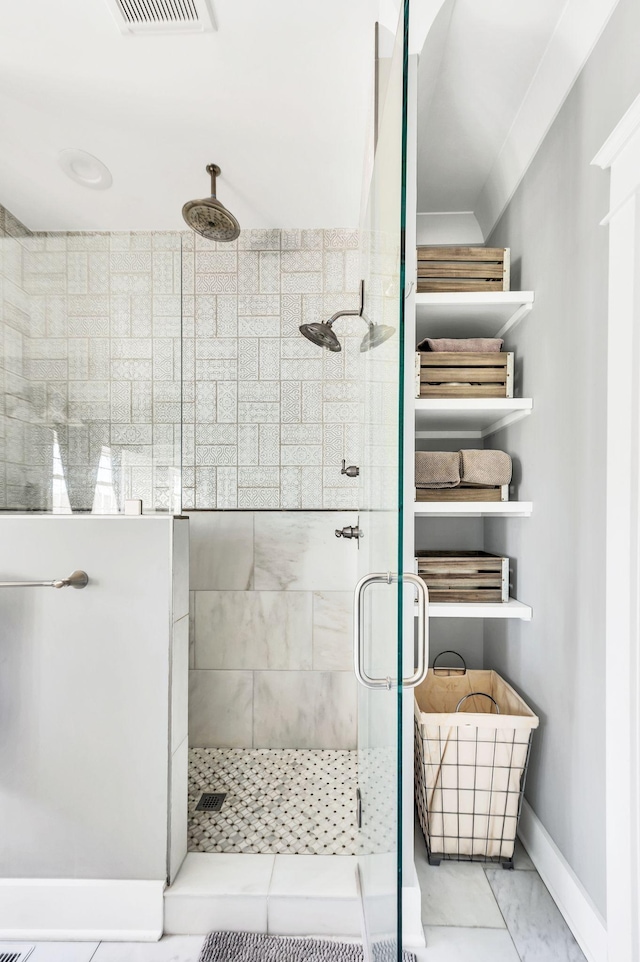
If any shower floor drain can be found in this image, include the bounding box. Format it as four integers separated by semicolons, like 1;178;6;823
196;792;226;812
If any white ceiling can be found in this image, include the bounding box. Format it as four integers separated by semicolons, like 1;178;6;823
417;0;570;214
0;0;378;231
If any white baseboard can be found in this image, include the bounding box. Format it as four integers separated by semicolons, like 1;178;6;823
0;878;165;941
402;884;426;948
518;801;607;962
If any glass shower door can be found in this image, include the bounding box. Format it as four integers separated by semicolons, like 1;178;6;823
356;2;418;959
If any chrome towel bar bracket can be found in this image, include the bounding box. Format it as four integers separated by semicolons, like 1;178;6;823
0;570;89;589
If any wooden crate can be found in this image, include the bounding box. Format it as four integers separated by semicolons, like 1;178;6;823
415;352;514;399
415;485;509;503
417;246;510;293
416;551;509;603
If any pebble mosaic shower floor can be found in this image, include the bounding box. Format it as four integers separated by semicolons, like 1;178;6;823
188;747;358;855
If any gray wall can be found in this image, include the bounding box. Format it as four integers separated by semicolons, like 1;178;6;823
187;510;359;750
483;0;640;918
0;516;185;880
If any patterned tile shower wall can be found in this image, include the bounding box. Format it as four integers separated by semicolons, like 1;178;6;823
31;230;183;512
1;216;361;512
0;223;183;513
181;228;361;510
0;202;33;510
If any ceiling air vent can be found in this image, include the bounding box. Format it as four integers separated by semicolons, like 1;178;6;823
104;0;216;34
0;946;35;962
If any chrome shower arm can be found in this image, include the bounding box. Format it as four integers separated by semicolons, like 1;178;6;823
206;163;220;198
327;279;365;324
327;308;361;324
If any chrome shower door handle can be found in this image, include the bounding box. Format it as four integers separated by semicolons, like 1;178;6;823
353;572;394;690
353;572;429;691
402;573;429;689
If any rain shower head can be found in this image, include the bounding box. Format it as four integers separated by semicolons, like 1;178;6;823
182;164;240;242
359;322;395;352
298;320;342;352
298;280;395;353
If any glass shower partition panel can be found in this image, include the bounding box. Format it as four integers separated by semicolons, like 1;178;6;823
0;229;183;514
0;222;33;511
356;1;408;959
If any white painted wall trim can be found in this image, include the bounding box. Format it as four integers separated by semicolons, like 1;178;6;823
475;0;621;238
408;0;448;55
518;803;607;962
379;0;448;54
591;104;640;962
0;879;165;941
592;90;640;169
401;884;425;948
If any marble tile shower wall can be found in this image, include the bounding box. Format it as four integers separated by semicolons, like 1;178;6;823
181;228;362;510
0;202;33;509
187;511;359;750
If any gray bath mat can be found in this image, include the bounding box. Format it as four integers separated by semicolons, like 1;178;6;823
198;931;416;962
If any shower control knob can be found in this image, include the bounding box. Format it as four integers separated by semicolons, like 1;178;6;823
335;525;362;540
341;459;360;478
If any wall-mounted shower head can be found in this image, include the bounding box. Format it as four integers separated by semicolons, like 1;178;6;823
298;280;395;353
298;320;342;352
182;164;241;242
359;321;395;352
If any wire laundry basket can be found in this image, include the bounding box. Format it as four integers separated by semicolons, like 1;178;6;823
414;651;539;868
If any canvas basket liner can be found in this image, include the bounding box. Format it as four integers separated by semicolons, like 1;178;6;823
414;668;539;860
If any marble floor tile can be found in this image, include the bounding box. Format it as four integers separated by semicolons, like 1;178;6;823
17;944;99;962
167;852;274;896
269;854;359;897
188;748;357;855
267;853;362;938
513;837;536;870
414;926;520;962
416;859;506;928
91;935;204;961
485;868;587;961
415;813;505;930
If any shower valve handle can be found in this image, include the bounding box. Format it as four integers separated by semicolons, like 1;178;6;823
341;460;360;478
335;525;362;540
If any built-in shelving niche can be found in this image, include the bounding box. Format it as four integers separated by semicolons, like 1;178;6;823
412;289;534;621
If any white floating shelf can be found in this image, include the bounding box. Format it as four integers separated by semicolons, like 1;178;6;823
415;397;532;438
414;501;532;518
414;599;532;621
415;291;535;339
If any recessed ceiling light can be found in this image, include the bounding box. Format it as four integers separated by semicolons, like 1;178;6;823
58;149;113;190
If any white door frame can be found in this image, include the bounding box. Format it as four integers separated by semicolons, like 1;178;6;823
592;93;640;962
